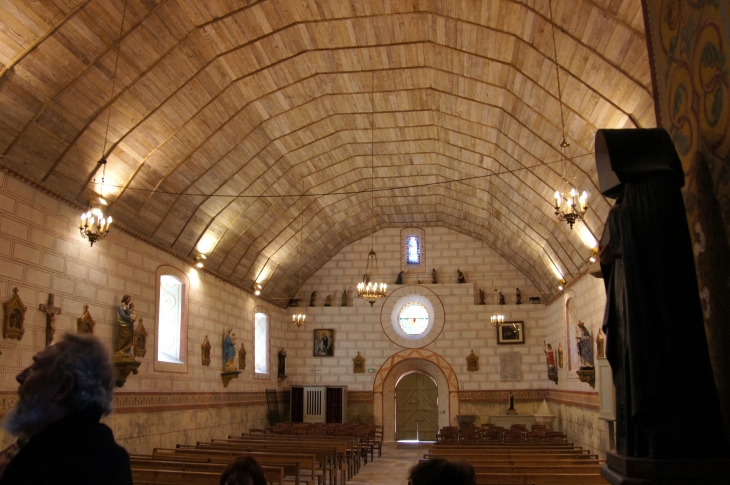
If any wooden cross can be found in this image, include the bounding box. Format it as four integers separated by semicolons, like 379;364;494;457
310;365;319;385
39;293;62;346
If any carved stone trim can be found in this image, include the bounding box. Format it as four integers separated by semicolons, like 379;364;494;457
77;304;95;335
3;288;26;340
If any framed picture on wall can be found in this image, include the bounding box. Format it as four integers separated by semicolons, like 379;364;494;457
497;321;524;344
313;329;335;356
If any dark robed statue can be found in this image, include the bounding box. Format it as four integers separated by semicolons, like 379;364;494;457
596;128;728;459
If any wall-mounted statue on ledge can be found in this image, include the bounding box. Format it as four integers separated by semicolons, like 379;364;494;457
341;289;347;307
431;268;437;284
515;288;521;305
456;269;466;283
575;321;594;368
596;328;605;358
277;348;287;379
395;271;404;285
133;318;147;358
324;294;331;307
201;335;211;366
543;341;558;384
309;290;316;307
115;295;136;356
39;293;62;346
3;287;25;341
221;329;241;387
478;289;486;305
499;292;505;305
596;128;729;461
239;343;246;370
76;304;95;335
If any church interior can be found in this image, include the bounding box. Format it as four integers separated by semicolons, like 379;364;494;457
0;0;729;482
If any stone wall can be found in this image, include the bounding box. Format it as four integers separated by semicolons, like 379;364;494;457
0;173;288;448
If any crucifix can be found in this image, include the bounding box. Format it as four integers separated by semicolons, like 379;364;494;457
39;294;62;346
310;365;319;385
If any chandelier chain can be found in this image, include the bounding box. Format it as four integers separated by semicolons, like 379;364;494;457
101;0;129;158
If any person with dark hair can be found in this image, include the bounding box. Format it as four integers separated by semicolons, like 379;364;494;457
408;457;476;485
220;456;267;485
0;334;132;485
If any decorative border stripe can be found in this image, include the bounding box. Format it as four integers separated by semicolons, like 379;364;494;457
348;391;374;403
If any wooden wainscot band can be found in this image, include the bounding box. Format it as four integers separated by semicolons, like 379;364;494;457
133;317;148;358
77;304;95;335
353;351;365;373
466;350;479;372
3;287;26;341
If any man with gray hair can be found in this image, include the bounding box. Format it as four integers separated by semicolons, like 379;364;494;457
0;334;132;484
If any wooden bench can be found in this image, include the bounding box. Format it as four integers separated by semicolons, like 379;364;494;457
475;472;607;484
132;466;284;485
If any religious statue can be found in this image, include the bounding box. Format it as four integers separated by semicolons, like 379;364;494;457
116;295;136;355
133;318;147;358
239;343;246;370
341;289;347;307
596;328;605;358
506;391;516;415
499;292;505;305
353;351;365;373
309;290;317;307
558;343;564;368
515;288;522;305
395;271;404;285
544;340;558;384
575;321;594;368
595;128;729;459
201;335;211;366
4;287;27;341
478;289;486;305
431;268;437;284
223;329;236;370
39;294;62;346
324;294;331;307
277;348;287;378
456;269;466;283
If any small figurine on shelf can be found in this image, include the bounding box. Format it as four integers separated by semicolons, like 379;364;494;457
309;290;317;307
499;292;505;305
596;328;605;358
395;271;404;285
457;269;466;283
341;289;347;307
324;294;331;307
516;288;522;305
478;289;486;305
431;268;438;284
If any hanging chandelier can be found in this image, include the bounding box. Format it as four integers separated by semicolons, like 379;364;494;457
357;72;387;306
490;313;505;327
293;181;307;327
80;0;128;247
548;0;588;230
79;160;112;247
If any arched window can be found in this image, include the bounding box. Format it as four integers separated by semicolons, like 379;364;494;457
154;266;189;373
254;308;269;377
406;236;420;264
401;228;425;273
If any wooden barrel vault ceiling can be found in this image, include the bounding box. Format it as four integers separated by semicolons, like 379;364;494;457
0;0;654;304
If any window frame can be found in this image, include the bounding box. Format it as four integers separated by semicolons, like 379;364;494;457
253;306;270;379
153;265;190;373
400;228;425;273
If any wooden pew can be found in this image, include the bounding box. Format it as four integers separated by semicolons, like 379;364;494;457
475;472;607;484
132;465;284;485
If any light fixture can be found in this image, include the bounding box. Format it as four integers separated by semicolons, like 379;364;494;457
194;254;206;269
589;251;598;264
490;314;505;328
548;0;588;230
253;283;262;296
356;72;387;306
293;181;306;328
80;0;129;247
79;160;112;247
558;279;567;291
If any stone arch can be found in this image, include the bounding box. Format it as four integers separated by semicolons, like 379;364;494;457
373;348;459;441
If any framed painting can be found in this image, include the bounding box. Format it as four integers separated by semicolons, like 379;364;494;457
497;321;525;345
313;329;334;356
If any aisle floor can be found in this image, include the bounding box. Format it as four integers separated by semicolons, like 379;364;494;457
348;443;426;485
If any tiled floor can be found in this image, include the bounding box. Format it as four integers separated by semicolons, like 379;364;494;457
349;443;426;485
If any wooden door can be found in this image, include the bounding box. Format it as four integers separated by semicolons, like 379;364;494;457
395;373;438;441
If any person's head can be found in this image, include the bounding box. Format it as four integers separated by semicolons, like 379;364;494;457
121;295;131;305
408;458;475;485
220;456;267;485
3;334;114;437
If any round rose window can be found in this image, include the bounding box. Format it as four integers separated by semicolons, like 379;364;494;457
398;302;429;335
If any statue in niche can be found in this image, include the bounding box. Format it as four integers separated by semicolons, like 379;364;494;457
516;288;522;305
543;341;558;384
324;294;331;306
456;269;466;283
223;329;236;370
277;348;287;378
133;318;147;358
596;328;605;358
596;128;729;458
353;352;365;373
506;392;517;415
239;343;246;370
499;292;505;305
466;350;479;372
395;271;404;285
341;289;347;307
115;295;136;355
431;268;437;284
77;304;96;335
558;343;564;368
478;289;486;305
309;290;317;307
575;321;594;368
3;287;26;341
201;335;211;366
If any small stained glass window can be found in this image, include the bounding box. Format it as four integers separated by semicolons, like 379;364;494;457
398;302;429;335
406;236;420;264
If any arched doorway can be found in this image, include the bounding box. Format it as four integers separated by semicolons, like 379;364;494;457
395;372;438;441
